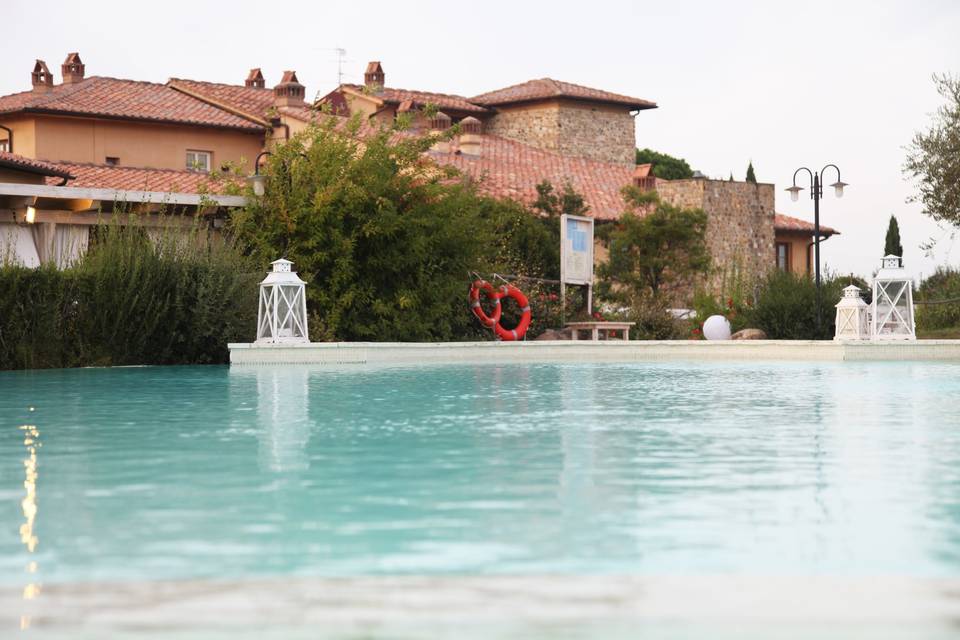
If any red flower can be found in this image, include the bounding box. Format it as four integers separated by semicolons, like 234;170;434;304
549;293;558;301
727;298;734;308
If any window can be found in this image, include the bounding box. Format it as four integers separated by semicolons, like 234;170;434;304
186;150;212;173
0;140;9;153
776;242;790;272
105;156;119;166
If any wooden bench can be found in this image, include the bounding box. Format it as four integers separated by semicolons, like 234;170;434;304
565;321;635;341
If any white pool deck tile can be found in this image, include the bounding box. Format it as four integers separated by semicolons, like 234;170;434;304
229;339;960;365
4;575;959;639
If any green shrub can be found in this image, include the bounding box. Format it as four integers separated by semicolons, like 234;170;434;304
743;270;846;339
0;219;258;370
916;267;960;331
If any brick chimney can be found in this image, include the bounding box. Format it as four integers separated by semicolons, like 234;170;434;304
633;163;656;191
245;68;265;88
429;111;452;153
364;61;384;89
273;71;305;107
61;52;85;84
31;60;53;92
459;117;483;156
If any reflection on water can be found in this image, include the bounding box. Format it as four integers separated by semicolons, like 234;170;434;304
19;423;40;630
255;368;311;473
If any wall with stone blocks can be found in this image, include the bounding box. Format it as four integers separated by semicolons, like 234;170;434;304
656;179;776;296
486;99;635;165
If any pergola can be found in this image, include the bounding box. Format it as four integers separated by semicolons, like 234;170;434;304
0;182;246;267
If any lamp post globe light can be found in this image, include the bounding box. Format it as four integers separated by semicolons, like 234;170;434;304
833;285;869;340
871;255;916;340
256;258;310;344
785;164;848;334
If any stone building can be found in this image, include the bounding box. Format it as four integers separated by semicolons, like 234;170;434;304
0;54;836;290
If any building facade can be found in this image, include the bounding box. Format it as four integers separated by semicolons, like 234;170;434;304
0;54;836;291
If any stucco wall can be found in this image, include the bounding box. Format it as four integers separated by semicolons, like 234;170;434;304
777;234;811;275
30;116;263;171
485;99;635;165
0;117;37;157
656;179;776;295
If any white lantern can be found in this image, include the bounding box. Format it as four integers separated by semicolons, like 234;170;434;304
870;255;915;341
703;314;732;340
834;285;869;340
256;258;310;344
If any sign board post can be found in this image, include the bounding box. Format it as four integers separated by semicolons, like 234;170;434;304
560;214;595;322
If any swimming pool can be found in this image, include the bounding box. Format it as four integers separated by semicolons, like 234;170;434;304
3;361;960;635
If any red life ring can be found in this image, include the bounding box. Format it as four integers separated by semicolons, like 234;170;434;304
469;280;502;328
493;284;532;341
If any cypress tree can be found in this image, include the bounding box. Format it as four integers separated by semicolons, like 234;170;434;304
884;215;904;257
745;161;757;183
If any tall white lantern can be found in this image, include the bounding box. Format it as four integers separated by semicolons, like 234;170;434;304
256;258;309;344
870;255;915;341
834;285;869;340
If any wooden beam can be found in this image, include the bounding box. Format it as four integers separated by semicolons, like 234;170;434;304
0;182;246;208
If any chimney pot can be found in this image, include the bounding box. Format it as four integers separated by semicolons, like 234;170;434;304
273;70;306;108
245;68;265;89
458;116;483;156
31;60;53;92
61;52;85;84
364;61;384;89
429;111;452;153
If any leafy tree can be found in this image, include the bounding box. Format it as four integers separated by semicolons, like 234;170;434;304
729;172;734;181
481;195;559;280
635;148;694;180
904;73;960;226
532;180;589;218
598;187;710;299
745;161;757;183
230;114;492;342
884;214;904;257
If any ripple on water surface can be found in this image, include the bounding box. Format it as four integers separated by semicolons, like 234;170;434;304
1;361;960;583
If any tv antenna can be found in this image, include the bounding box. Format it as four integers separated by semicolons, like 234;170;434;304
331;47;349;86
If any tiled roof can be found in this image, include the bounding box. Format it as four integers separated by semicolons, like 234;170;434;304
431;135;635;220
44;162;244;194
0;152;74;179
340;84;490;114
775;213;839;236
471;78;656;110
168;78;274;122
0;77;264;131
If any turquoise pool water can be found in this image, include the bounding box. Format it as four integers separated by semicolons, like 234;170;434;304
2;361;960;584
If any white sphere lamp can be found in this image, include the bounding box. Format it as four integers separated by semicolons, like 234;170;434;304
703;315;732;341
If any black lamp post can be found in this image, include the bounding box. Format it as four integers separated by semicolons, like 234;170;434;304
785;165;848;334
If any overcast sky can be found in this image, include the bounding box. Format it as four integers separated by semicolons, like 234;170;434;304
4;0;959;279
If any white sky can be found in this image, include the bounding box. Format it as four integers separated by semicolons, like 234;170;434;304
3;0;959;279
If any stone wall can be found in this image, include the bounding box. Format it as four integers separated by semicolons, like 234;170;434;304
555;101;635;164
656;179;776;297
485;99;635;164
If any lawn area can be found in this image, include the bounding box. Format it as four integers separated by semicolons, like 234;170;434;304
918;326;960;339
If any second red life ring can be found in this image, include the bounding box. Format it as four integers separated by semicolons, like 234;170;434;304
493;284;532;341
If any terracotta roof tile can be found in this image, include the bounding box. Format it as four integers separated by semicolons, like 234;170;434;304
0;152;74;179
775;213;839;236
340;84;490;114
471;78;656;110
431;135;634;220
0;77;263;131
168;78;275;121
44;161;244;194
